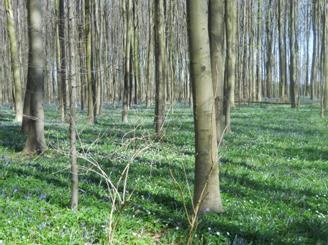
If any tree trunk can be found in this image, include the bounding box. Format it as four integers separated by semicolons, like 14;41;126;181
225;0;237;133
122;0;133;123
278;0;286;99
187;0;223;214
58;0;67;122
209;0;225;142
265;0;273;98
256;0;262;101
146;0;154;108
310;0;317;100
154;0;165;138
323;0;328;114
4;0;23;123
289;0;297;108
22;0;47;154
68;0;78;210
85;0;95;124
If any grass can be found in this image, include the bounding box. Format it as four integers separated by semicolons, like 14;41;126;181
0;103;327;244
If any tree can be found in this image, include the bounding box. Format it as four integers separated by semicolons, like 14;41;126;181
4;0;23;122
187;0;223;214
278;0;286;98
22;0;46;154
310;0;317;100
323;0;328;115
209;0;225;142
146;0;154;108
265;0;273;98
154;0;166;137
85;0;95;124
256;0;263;101
289;0;297;108
122;0;133;123
58;0;67;122
225;0;237;132
68;0;78;210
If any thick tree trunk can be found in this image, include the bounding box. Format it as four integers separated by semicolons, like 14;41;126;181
22;0;46;154
187;0;223;214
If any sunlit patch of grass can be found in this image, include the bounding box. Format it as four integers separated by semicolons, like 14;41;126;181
0;103;327;244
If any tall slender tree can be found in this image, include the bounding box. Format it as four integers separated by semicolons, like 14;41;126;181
68;0;78;210
58;0;67;122
265;0;273;98
256;0;263;101
85;0;95;124
289;0;297;108
154;0;166;137
278;0;286;98
323;0;328;114
310;0;317;100
225;0;237;132
4;0;23;122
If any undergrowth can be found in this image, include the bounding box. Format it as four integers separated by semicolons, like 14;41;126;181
0;103;327;244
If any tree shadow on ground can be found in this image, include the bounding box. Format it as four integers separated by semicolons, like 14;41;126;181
1;107;327;244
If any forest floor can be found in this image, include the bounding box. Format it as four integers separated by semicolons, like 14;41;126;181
0;103;327;244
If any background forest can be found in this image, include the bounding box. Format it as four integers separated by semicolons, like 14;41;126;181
0;0;328;244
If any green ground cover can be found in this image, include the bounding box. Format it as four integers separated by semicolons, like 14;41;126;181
0;104;327;244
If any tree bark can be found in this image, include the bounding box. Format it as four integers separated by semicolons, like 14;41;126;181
209;0;225;142
154;0;166;138
22;0;47;154
323;0;328;114
265;0;273;98
256;0;262;101
4;0;23;123
225;0;237;132
68;0;78;210
278;0;286;99
85;0;95;124
187;0;223;214
310;0;317;100
146;0;154;108
58;0;67;122
289;0;297;108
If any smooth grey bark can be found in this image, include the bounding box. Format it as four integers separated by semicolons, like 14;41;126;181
22;0;46;154
187;0;223;214
225;0;237;132
209;0;225;142
4;0;23;123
